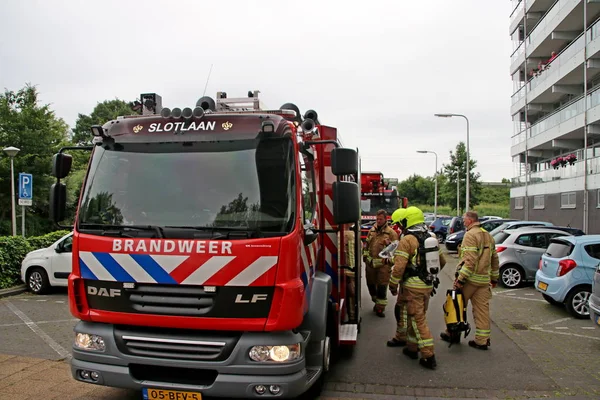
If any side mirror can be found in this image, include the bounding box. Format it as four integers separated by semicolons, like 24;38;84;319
49;183;67;222
52;153;73;179
303;220;318;246
332;181;360;225
331;148;358;176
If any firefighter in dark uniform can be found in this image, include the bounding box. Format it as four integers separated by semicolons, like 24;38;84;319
363;209;399;317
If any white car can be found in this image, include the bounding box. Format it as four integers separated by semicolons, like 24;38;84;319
21;232;73;294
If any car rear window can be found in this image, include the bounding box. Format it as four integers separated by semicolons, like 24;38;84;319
584;244;600;260
493;232;510;244
545;240;574;258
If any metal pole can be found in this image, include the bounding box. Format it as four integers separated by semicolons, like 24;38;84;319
523;0;530;221
21;206;25;237
464;116;470;212
583;0;589;233
457;174;460;216
434;151;438;220
10;157;16;237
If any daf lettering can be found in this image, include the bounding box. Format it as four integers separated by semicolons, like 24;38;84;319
235;294;269;304
87;286;122;297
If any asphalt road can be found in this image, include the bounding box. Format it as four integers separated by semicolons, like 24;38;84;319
1;250;600;399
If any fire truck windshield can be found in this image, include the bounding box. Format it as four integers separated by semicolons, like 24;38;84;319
360;192;400;216
78;137;296;236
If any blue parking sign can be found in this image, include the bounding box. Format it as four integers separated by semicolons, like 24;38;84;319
19;173;33;200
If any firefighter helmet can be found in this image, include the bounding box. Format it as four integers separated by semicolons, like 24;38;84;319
404;206;425;228
391;208;407;226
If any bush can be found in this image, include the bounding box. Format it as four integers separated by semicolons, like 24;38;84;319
0;230;71;289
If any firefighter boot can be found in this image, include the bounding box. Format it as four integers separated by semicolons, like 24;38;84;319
402;347;418;360
387;338;406;347
419;355;437;370
468;340;488;350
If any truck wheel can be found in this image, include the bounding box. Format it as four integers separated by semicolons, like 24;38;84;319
27;267;50;295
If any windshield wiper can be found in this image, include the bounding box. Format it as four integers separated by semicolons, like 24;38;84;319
78;223;164;238
164;225;266;239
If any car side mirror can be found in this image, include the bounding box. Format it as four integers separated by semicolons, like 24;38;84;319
331;148;358;176
303;220;318;246
52;153;73;179
49;183;67;223
332;181;360;224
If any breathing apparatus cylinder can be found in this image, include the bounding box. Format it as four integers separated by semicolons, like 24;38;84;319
424;236;440;274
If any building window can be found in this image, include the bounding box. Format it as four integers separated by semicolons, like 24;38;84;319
533;195;545;209
597;189;600;208
514;197;524;210
561;192;576;209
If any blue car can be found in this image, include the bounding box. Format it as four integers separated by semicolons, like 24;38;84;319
535;235;600;319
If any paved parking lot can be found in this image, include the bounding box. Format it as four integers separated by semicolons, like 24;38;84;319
1;251;600;399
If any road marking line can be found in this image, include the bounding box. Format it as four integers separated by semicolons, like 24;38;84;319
582;327;596;330
36;299;47;302
495;288;525;294
19;299;29;301
5;301;70;359
496;295;546;303
55;301;65;304
525;293;534;296
555;327;569;330
528;327;600;341
540;317;571;326
0;318;78;327
505;293;516;296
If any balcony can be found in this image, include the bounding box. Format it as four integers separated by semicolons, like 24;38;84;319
511;152;600;196
511;86;600;155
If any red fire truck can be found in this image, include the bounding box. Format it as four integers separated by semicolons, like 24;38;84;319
359;171;407;241
49;91;361;399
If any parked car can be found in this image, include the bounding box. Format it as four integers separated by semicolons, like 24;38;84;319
494;227;572;288
535;235;600;319
428;216;453;243
488;220;553;237
444;218;517;252
479;216;502;222
589;262;600;327
447;216;464;237
20;232;73;294
536;226;585;236
424;215;436;226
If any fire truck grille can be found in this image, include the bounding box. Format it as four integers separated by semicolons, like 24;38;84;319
115;326;240;361
128;284;216;316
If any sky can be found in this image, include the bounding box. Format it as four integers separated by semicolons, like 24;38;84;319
0;0;515;182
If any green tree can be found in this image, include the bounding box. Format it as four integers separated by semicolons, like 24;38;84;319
0;84;70;235
397;174;435;205
441;141;482;211
72;99;139;144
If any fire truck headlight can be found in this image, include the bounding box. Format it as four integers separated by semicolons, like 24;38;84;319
249;344;300;362
75;333;106;352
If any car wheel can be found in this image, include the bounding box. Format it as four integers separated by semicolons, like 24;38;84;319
542;294;561;306
27;267;50;295
565;286;592;319
436;233;445;244
500;265;523;288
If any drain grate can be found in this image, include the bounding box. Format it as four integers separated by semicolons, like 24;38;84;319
509;323;529;330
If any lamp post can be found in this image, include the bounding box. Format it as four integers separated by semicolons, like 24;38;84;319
434;113;470;212
3;146;20;236
417;150;438;220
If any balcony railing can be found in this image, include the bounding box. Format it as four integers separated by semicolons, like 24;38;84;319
529;33;585;91
512;86;600;145
512;154;600;187
527;0;562;47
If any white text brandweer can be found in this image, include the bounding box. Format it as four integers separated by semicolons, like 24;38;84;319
112;239;233;254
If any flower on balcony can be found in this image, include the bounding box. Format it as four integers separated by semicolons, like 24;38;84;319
550;158;559;169
556;156;567;167
565;153;577;165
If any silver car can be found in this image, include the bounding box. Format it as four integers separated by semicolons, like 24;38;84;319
494;227;572;288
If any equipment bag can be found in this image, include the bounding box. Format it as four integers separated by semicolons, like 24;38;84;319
442;288;471;347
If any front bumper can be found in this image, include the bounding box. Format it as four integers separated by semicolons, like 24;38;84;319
70;321;317;399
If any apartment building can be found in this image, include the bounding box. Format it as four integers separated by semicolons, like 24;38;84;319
509;0;600;233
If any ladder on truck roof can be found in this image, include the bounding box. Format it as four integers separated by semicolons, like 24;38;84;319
215;90;266;111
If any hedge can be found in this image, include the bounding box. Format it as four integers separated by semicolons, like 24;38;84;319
0;230;71;289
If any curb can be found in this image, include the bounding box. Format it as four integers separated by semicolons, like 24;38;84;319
0;284;27;299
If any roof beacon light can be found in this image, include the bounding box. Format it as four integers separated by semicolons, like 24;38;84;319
182;107;193;119
160;108;171;118
192;107;205;118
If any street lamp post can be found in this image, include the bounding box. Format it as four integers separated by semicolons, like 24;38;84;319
3;146;20;236
434;113;470;212
417;150;438;220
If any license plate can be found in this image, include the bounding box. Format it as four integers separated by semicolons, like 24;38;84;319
538;281;548;291
143;388;202;400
